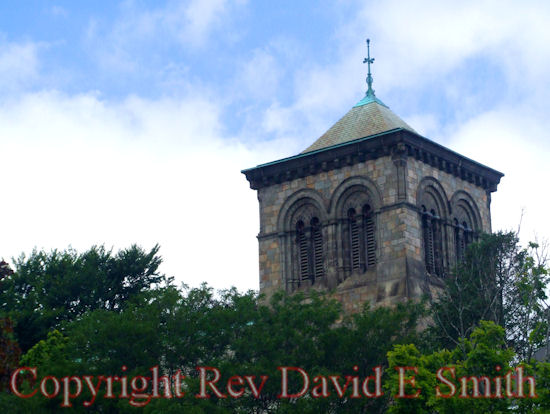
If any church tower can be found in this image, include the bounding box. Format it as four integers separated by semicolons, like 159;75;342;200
242;40;503;312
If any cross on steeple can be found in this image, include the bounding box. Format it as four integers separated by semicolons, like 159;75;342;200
363;38;375;97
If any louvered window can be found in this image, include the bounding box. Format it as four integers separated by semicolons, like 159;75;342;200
311;218;324;280
348;209;361;271
344;204;376;275
455;224;465;263
422;207;443;276
423;212;434;274
432;215;443;276
296;221;309;281
364;205;376;268
294;217;324;286
455;220;473;264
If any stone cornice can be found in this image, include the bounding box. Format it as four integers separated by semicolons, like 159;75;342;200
242;128;504;192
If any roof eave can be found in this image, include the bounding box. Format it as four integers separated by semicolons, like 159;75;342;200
242;128;504;192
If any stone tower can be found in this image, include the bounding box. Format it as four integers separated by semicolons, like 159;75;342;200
242;42;503;312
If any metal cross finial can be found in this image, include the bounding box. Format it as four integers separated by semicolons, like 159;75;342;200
363;38;375;97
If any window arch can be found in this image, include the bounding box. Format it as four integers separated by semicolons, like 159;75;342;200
288;202;325;290
421;205;443;276
450;192;481;264
296;220;309;281
453;218;474;263
277;190;327;293
417;178;448;277
293;213;324;286
311;217;324;279
337;188;377;278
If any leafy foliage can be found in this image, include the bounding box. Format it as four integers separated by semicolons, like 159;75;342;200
0;317;20;392
0;244;166;352
3;235;550;412
388;321;519;413
8;285;425;413
429;232;549;360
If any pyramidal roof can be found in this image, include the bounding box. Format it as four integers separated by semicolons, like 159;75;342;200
302;94;416;153
302;39;415;154
243;40;504;193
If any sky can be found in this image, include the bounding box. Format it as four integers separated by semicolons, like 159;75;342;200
1;0;549;292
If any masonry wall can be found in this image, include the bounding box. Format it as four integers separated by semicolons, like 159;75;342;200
256;153;492;312
406;158;491;232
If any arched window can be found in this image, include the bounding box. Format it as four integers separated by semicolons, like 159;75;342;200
311;217;324;279
364;204;376;268
278;191;327;293
331;179;381;283
296;220;309;281
451;195;479;264
348;208;361;271
421;206;443;276
342;200;376;276
293;215;324;287
453;219;474;263
417;179;448;278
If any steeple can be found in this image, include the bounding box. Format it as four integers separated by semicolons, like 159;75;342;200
302;39;415;153
354;38;388;108
364;38;375;98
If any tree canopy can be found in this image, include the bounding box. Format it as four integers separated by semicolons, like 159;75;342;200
429;232;550;361
0;244;165;352
2;235;550;412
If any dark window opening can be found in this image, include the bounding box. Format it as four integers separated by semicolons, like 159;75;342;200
422;206;443;277
294;217;324;287
454;219;474;264
344;204;376;275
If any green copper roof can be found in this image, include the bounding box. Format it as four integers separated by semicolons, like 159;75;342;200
302;98;416;153
354;92;388;108
302;39;416;154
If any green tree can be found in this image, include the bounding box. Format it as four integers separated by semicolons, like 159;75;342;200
429;232;549;359
0;260;21;392
387;321;516;413
0;317;20;392
0;244;166;352
9;284;426;413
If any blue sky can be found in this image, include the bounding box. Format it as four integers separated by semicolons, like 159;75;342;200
1;0;549;291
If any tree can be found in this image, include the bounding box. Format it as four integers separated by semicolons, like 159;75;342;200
0;260;21;392
9;284;426;413
429;231;549;359
0;244;166;352
387;321;516;413
0;317;20;392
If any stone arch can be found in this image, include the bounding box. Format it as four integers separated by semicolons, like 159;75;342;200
277;189;327;232
416;177;449;277
450;190;481;231
450;190;482;263
329;176;382;218
416;176;449;218
330;177;381;280
277;189;327;292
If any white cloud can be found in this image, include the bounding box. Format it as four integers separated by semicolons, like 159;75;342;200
446;106;550;241
0;39;40;92
403;113;440;137
0;91;280;292
88;0;248;73
50;5;68;17
257;0;550;246
236;48;281;101
352;0;550;94
272;0;550;117
2;0;550;293
176;0;240;46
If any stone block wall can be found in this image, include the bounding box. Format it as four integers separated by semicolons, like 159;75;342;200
255;152;492;310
